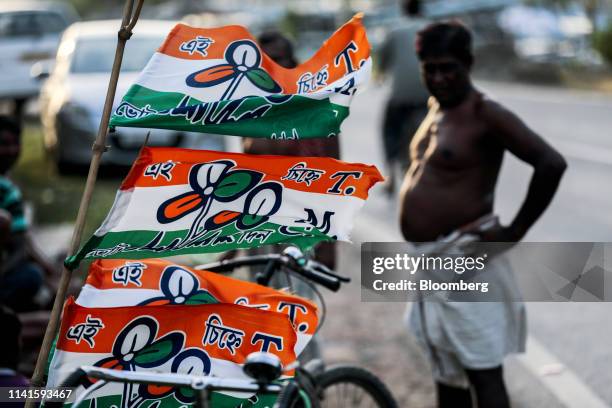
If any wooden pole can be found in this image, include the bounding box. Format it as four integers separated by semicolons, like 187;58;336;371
27;0;145;397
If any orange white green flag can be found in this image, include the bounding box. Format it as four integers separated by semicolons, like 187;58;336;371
47;298;297;407
109;14;370;139
76;258;318;355
65;147;383;269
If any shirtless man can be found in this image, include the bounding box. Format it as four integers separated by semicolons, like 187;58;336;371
400;22;567;407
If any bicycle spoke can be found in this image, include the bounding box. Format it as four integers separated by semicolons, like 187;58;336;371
321;382;379;407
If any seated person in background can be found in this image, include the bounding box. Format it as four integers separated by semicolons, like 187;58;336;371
0;208;11;247
0;116;54;312
0;305;30;389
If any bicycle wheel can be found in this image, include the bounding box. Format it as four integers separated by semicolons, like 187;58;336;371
315;365;398;408
274;377;320;408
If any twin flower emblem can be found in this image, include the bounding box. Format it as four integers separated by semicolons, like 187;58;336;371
186;39;282;100
139;266;218;306
81;266;241;404
88;317;209;404
157;160;283;242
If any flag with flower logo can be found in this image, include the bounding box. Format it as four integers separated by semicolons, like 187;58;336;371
48;298;297;407
109;14;370;139
76;258;318;355
65;147;382;269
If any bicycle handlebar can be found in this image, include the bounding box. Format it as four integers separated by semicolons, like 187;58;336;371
79;365;283;392
195;248;351;292
53;366;284;408
295;261;341;291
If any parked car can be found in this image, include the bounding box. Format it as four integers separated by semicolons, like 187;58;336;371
0;1;78;113
37;20;225;171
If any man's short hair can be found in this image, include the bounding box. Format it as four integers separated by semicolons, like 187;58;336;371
257;30;298;68
415;21;473;66
258;30;295;55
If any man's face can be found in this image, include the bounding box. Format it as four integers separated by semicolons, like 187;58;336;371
262;39;295;69
420;55;471;107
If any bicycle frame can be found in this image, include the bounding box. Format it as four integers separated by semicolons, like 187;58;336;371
195;249;350;337
196;254;285;287
69;366;283;408
196;248;349;291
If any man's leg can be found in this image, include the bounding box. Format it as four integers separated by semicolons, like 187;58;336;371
437;381;473;408
381;102;404;195
465;365;510;408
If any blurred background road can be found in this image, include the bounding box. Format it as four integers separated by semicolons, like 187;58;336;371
332;80;612;406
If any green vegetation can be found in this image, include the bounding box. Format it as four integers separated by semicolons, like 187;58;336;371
593;23;612;66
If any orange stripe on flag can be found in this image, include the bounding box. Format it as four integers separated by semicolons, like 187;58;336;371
121;147;383;200
84;259;318;336
57;297;297;365
157;14;370;94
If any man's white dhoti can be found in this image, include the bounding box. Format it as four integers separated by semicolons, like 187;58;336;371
406;245;526;388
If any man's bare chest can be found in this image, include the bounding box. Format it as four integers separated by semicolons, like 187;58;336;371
422;117;490;169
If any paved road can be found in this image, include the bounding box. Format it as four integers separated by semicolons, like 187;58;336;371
333;80;612;405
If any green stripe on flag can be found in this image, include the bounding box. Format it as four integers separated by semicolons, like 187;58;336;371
65;390;279;407
109;85;349;139
66;222;331;270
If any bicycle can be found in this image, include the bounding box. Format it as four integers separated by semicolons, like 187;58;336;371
47;351;319;408
48;246;397;408
195;246;398;408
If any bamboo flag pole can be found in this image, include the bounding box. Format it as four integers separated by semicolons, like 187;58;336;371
27;0;145;395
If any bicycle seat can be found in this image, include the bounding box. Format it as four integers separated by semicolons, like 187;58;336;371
243;352;283;383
